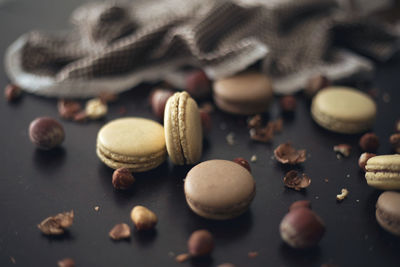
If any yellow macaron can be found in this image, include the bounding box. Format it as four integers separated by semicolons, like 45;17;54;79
365;154;400;190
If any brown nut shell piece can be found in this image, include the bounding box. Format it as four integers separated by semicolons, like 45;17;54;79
289;200;312;211
389;133;400;153
29;117;65;150
188;229;214;257
109;223;131;240
58;99;82;120
4;84;21;102
112;168;135;190
274;143;306;164
279;207;325;249
359;133;379;152
233;157;251;173
247;114;263;129
38;210;74;235
57;258;75;267
358;152;376;171
130;206;157;231
283;171;311;191
333;144;351;157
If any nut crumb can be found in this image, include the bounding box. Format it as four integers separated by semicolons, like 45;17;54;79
4;84;21;102
283;171;311;191
175;253;190;263
94;206;100;212
10;256;16;264
250;155;257;162
38;210;74;235
248;251;258;258
333;144;351;157
226;132;235;145
274;142;306;164
356;199;360;203
85;98;108;119
98;92;118;103
324;178;329;183
247;114;263;129
58;99;82;120
336;188;349;201
109;223;131;240
58;258;75;267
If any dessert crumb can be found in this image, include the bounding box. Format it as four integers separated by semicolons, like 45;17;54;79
248;251;258;258
324;178;329;183
250;155;257;162
336;188;349;201
226;132;235;145
10;256;16;264
94;206;100;212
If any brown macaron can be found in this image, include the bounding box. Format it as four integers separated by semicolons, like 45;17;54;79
376;191;400;236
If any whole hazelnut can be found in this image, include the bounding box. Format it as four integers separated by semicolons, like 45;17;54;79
130;206;157;231
188;229;214;257
233;157;251;173
280;95;297;112
304;74;330;98
112;168;135;190
279;207;325;249
185;70;211;99
289;200;311;211
149;88;174;120
200;109;212;134
359;133;379;152
358;152;376;171
4;84;21;102
29;117;65;150
389;133;400;153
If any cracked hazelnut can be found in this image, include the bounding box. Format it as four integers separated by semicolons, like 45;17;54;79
304;74;330;97
109;223;131;240
280;95;297;112
38;210;74;235
29;117;65;150
279;207;325;249
130;206;157;231
188;230;214;257
389;133;400;153
185;70;211;99
283;171;311;191
358;152;376;171
233;157;251;173
4;84;21;102
149;88;174;120
274;142;306;164
333;144;351;157
112;168;135;190
359;133;379;152
58;99;82;120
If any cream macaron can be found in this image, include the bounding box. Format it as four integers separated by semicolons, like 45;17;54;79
96;117;167;172
365;154;400;190
311;87;376;134
164;91;202;165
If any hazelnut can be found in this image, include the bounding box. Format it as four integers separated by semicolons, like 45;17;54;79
4;84;21;102
274;142;306;164
29;117;65;150
130;206;157;231
359;133;379;152
185;70;211;99
283;171;311;191
109;223;131;240
279;207;325;249
358;152;376;171
112;168;135;190
58;99;82;120
188;229;214;257
149;88;174;120
233;157;251;173
57;258;75;267
280;95;297;112
289;200;311;211
333;144;351;157
199;109;212;134
389;133;400;153
304;74;330;97
85;98;108;119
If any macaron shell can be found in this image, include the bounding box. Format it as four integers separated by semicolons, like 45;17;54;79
178;93;202;164
365;155;400;189
184;160;256;219
376;191;400;236
311;87;376;134
366;154;400;172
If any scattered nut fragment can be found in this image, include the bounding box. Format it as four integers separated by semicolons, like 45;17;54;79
112;168;135;190
358;152;376;171
85;98;108;119
289;200;311;211
38;210;74;235
10;256;16;264
57;99;82;120
280;95;297;112
188;229;214;257
279;205;325;249
98;91;118;103
149;88;174;120
270;118;283;133
304;74;330;97
336;188;349;201
4;84;21;102
389;133;400;153
29;117;65;150
175;253;191;263
130;206;157;231
283;171;311;191
73;111;88;122
185;70;211;99
94;205;100;212
250;155;257;162
359;133;379;152
199;109;212;134
57;258;75;267
333;144;351;157
247;114;263;129
248;251;258;258
274;143;306;164
233;157;251;173
226;132;235;145
395;119;400;132
249;126;274;142
324;178;329;183
109;223;131;240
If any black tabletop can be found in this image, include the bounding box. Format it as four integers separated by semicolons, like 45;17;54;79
1;1;400;267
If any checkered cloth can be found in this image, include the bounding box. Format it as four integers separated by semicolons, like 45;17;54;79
4;0;399;97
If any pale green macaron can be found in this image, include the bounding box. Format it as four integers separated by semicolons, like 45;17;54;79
96;117;167;172
311;87;376;134
164;91;202;165
365;154;400;190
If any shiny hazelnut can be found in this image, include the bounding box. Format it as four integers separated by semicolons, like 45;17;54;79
279;207;325;249
188;229;214;257
130;206;157;231
4;84;21;102
304;74;330;97
280;95;296;112
358;152;376;171
29;117;65;150
112;168;135;190
359;133;379;152
233;157;251;173
289;200;311;211
149;88;174;120
185;70;211;99
389;133;400;153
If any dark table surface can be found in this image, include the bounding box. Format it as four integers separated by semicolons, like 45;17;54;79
1;1;400;267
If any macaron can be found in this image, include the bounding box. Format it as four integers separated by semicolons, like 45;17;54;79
365;154;400;190
311;86;376;134
96;117;166;172
376;191;400;236
184;159;256;220
212;72;273;115
164;91;202;165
